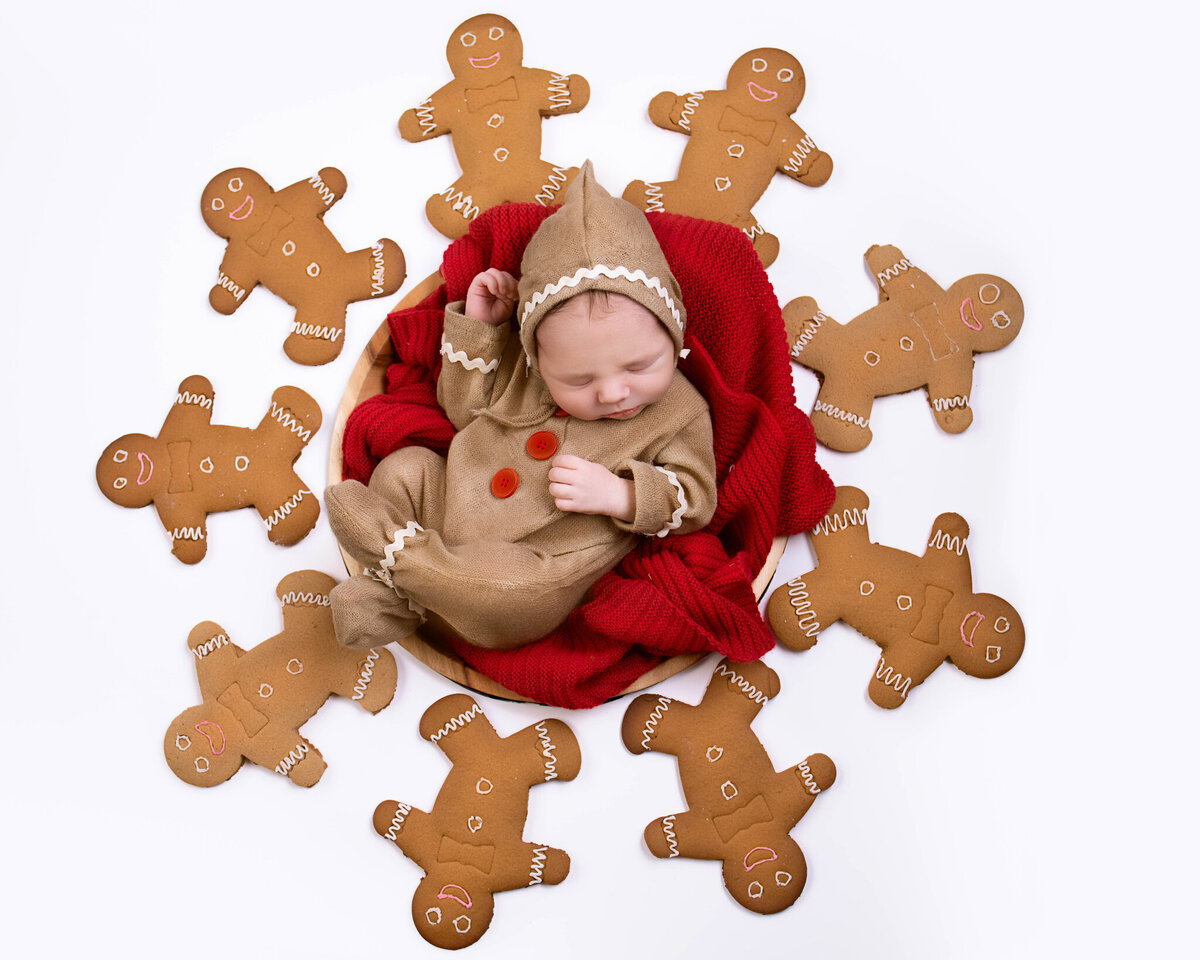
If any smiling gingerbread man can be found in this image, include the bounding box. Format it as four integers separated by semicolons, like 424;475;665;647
96;375;321;563
624;47;832;266
398;13;590;238
373;694;581;949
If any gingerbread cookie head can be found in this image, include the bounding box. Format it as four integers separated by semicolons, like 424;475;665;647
723;815;807;913
164;702;246;787
943;274;1024;352
409;873;494;949
96;433;166;508
727;48;806;115
200;168;272;240
940;592;1024;680
445;13;522;79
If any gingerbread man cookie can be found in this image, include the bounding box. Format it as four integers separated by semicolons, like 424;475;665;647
164;571;397;787
622;658;835;914
398;13;590;239
201;166;406;364
767;486;1025;708
96;375;321;563
373;694;581;949
784;245;1024;451
623;48;831;267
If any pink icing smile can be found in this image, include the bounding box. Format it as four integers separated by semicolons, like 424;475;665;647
960;611;984;647
743;846;778;871
229;195;255;221
746;81;778;102
960;297;983;331
136;451;154;486
469;52;501;69
194;720;226;756
438;884;472;908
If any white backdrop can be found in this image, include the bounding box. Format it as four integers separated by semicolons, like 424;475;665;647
2;1;1194;956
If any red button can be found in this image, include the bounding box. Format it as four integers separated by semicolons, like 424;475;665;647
491;468;518;498
526;430;558;460
554;408;570;418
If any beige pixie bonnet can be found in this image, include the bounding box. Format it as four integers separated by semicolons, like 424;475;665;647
516;161;687;369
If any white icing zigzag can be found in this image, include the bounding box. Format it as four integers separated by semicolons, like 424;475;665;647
263;489;312;532
429;703;483;742
384;802;413;842
813;400;869;429
790;310;828;356
292;321;343;342
874;657;912;699
440;338;500;373
533;166;570;205
781;135;818;174
193;633;230;659
639;696;672;750
279;590;331;607
642;182;665;212
352;649;382;701
275;742;310;776
176;390;213;409
370;242;388;296
931;394;969;412
269;402;315;443
534;721;559;781
812;505;868;537
678;92;704;130
660;815;680;858
875;257;914;286
528;846;549;885
437;186;480;221
784;578;821;638
307;172;337;207
715;662;770;705
547;75;574;109
929;527;967;556
796;759;822;795
172;526;205;542
414;99;437;137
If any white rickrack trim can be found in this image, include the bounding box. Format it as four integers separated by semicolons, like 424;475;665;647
521;265;683;335
429;703;482;742
351;649;381;701
374;521;425;588
440;337;499;373
813;400;869;429
783;578;821;638
193;633;230;659
652;466;688;538
714;662;770;705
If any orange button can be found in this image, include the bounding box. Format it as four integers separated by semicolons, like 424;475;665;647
491;467;519;498
526;430;558;460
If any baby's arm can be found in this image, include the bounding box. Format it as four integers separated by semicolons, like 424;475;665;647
437;270;519;430
548;455;634;521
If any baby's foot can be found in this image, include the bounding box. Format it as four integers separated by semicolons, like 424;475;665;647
331;574;422;650
324;480;421;571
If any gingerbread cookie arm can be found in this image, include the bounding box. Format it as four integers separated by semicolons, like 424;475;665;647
243;725;326;787
922;511;972;586
399;87;455;142
186;620;244;701
156;504;208;564
159;375;215;435
646;90;706;134
776;120;832;186
524;67;590;116
209;247;259;315
924;364;976;434
373;800;439;869
275;167;348;218
486;841;571;892
777;752;837;823
621;694;695;756
643;810;722;860
865;245;944;306
507;719;582;786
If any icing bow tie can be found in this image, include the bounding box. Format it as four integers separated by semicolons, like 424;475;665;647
438;835;496;874
718;106;777;146
466;77;520;113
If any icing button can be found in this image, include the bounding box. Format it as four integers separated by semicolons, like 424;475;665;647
490;468;518;498
526;431;558;460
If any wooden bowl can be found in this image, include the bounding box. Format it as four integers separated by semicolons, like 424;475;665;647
328;271;786;703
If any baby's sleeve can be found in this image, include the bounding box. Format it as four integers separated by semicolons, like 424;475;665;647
437;304;512;429
614;409;717;538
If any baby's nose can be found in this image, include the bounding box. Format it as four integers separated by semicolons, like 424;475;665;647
597;379;629;405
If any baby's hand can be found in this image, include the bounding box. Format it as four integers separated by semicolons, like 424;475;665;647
548;455;635;522
466;268;518;326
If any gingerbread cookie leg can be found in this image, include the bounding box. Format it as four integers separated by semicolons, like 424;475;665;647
327;639;399;713
243;726;326;787
925;365;975;434
284;306;348;366
425;176;483;239
253;386;321;545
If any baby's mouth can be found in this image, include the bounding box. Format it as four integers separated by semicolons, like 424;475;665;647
136;451;154;485
228;195;255;221
469;52;501;69
606;404;642;420
747;81;778;102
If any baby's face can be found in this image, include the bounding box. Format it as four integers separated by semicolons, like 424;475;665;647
536;294;675;421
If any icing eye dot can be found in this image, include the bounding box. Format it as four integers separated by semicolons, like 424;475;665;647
194;757;210;774
426;907;443;925
460;31;476;46
992;310;1012;329
307;262;321;277
995;617;1011;634
210;198;225;211
454;916;472;934
175;735;192;751
282;240;296;256
113;450;129;463
228;177;243;192
980;282;1001;304
751;58;768;72
748;880;764;898
113;478;127;490
776;871;793;886
488;25;504;40
777;68;794;82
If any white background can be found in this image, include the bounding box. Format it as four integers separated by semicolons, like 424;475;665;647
2;1;1194;956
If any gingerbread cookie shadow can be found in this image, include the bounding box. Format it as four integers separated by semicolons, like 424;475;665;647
398;13;590;238
97;375;322;563
622;657;835;914
784;245;1023;451
767;486;1025;708
164;570;397;787
373;694;580;948
623;47;832;267
201;166;406;364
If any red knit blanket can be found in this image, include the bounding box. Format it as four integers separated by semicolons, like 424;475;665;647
341;203;833;707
